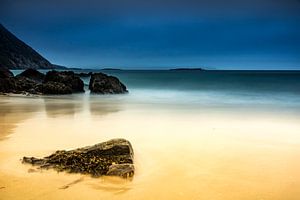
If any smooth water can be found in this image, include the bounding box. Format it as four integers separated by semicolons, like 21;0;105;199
1;70;300;200
12;70;300;106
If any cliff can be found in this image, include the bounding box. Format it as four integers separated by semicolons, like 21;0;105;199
0;24;64;69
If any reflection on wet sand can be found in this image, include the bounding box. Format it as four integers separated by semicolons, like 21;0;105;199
0;96;43;140
0;94;125;140
43;95;124;117
44;96;84;118
89;97;122;116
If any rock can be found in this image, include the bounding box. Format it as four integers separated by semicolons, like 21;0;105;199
38;81;72;94
0;68;14;93
1;69;128;95
0;75;41;94
89;72;128;94
0;69;83;95
22;138;134;178
17;68;45;83
44;70;84;93
0;77;14;93
12;76;41;94
75;72;93;77
0;69;43;94
106;164;134;178
0;68;14;79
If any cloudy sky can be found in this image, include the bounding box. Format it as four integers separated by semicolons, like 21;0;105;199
1;0;300;69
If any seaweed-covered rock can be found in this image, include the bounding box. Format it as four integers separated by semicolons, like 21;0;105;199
89;72;128;94
17;68;45;83
44;70;84;93
22;138;134;178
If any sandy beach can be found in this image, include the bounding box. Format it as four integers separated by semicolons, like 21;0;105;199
0;89;300;199
1;0;300;197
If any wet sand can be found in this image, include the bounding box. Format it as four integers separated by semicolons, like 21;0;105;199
0;94;300;200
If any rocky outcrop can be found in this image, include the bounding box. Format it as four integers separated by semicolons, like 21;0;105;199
44;71;84;93
0;68;15;93
75;72;93;77
11;76;41;94
0;68;40;94
22;138;134;178
1;69;129;95
17;68;45;83
38;81;72;94
0;69;84;94
89;72;128;94
0;68;13;78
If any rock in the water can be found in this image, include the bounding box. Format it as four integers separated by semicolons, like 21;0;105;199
75;72;93;77
38;81;72;94
0;74;41;94
22;138;134;178
12;76;41;94
1;70;126;96
44;70;84;93
17;68;45;83
89;73;128;94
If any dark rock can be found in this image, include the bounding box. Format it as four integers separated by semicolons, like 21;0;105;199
1;69;128;95
12;76;40;93
44;70;84;93
75;72;93;77
0;76;15;93
107;164;134;178
0;69;14;93
38;81;72;94
0;69;85;95
17;68;45;83
0;68;14;79
89;73;128;94
22;138;134;178
0;75;41;94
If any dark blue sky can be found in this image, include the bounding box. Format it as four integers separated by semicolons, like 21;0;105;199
1;0;300;69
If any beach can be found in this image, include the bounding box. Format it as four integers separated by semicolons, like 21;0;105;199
1;70;300;199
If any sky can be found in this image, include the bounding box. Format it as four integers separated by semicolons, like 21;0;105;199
1;0;300;69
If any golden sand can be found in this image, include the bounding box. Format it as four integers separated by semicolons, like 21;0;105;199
0;95;300;200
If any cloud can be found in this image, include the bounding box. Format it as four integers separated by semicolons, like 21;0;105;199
2;0;300;19
1;0;299;69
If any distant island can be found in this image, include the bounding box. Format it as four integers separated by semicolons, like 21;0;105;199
0;24;66;70
101;68;123;71
169;68;205;71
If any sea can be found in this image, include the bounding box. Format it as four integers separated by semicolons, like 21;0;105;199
11;69;300;108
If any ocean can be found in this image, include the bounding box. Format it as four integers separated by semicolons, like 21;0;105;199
11;69;300;107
